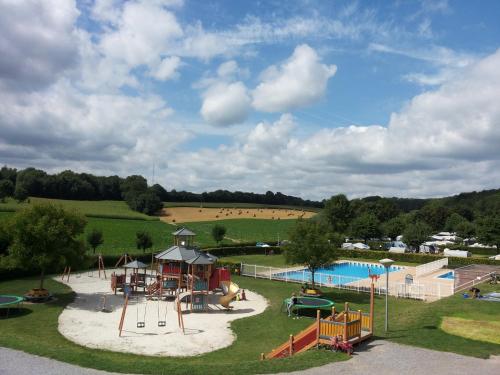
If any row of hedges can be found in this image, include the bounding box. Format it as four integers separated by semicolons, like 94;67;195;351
336;249;500;267
437;244;498;255
201;246;282;257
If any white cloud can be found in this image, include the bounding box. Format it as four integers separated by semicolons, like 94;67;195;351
252;44;337;112
200;81;251;126
0;0;80;91
99;1;183;68
369;43;478;86
151;56;182;81
166;49;500;199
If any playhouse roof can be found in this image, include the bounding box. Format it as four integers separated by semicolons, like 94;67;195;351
185;253;215;265
172;227;196;236
155;245;216;264
155;246;199;261
123;260;147;269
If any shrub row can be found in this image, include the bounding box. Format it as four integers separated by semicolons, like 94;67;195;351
337;249;500;267
437;244;498;255
201;246;282;257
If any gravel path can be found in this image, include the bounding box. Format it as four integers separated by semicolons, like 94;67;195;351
1;340;499;375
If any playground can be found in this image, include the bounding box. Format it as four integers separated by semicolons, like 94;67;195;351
57;270;267;356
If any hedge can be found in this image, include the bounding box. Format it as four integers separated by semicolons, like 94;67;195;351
201;246;281;257
337;249;500;267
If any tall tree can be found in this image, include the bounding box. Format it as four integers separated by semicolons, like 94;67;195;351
87;228;104;254
284;220;336;288
476;216;500;253
455;220;476;241
349;213;382;243
323;194;352;233
402;221;432;251
444;213;466;232
382;215;407;240
211;224;227;245
0;179;14;202
6;204;87;290
136;231;153;253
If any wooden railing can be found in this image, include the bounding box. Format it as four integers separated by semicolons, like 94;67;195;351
263;285;375;360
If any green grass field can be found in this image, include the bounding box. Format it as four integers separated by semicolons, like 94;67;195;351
0;275;498;374
164;201;321;212
0;275;347;375
0;197;156;220
0;212;297;255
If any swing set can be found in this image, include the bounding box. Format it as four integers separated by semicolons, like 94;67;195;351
118;290;184;336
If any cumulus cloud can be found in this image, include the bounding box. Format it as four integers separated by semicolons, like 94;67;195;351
0;0;80;91
99;1;183;68
150;56;182;81
167;50;500;199
200;82;251;126
0;80;189;176
252;44;337;112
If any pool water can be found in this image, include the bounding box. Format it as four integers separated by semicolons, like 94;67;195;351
438;271;454;279
275;261;403;286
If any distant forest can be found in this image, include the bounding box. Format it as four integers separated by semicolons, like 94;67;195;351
1;166;499;222
0;166;322;208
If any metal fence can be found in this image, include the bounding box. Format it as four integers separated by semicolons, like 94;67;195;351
240;263;456;301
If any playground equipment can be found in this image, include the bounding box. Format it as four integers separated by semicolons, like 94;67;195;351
111;259;150;294
300;287;323;298
262;283;375;360
115;253;134;268
117;228;238;336
0;295;24;318
61;266;71;282
283;296;334;316
219;281;240;309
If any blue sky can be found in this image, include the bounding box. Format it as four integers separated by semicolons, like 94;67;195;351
1;0;500;199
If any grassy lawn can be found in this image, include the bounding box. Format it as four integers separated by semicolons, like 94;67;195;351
188;219;297;245
0;213;296;256
164;201;321;212
0;274;499;374
0;197;156;220
0;275;346;374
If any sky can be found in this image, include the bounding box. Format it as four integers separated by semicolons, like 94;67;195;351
1;0;500;201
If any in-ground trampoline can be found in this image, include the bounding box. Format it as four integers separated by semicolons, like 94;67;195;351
0;295;24;318
283;296;334;316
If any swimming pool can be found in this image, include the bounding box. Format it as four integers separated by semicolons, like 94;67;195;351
274;261;404;286
438;271;454;279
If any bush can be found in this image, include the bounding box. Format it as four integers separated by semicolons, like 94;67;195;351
201;246;282;257
337;248;500;267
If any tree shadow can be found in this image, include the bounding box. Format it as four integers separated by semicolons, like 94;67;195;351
0;307;33;319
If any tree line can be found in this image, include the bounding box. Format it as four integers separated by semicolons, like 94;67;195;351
0;166;323;213
319;194;500;252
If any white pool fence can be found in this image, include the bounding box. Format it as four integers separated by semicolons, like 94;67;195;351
240;263;455;301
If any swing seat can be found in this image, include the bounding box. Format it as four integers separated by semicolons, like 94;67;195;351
137;322;145;328
158;321;166;327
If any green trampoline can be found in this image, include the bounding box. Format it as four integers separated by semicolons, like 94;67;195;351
283;296;334;315
0;295;24;318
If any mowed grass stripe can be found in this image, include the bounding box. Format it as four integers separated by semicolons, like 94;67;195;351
0;212;298;255
0;197;156;220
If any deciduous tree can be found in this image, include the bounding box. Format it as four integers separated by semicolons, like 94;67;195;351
211;224;226;245
284;220;336;288
6;204;87;290
87;228;104;254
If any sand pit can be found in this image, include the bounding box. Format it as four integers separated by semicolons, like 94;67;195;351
160;207;316;223
56;271;268;357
